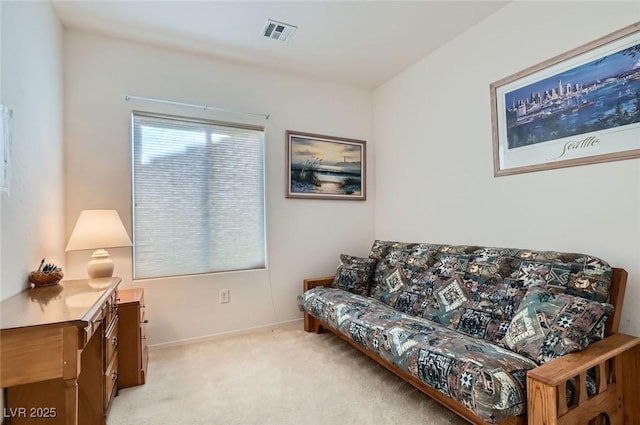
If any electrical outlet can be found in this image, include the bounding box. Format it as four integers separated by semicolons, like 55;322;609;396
219;289;230;304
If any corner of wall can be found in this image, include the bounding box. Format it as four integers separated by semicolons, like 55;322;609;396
0;0;65;300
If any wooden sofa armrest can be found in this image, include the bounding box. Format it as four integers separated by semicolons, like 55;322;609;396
302;276;333;333
527;333;640;425
303;276;334;292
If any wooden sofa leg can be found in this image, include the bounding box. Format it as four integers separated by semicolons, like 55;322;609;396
304;313;323;334
621;343;640;424
526;378;557;425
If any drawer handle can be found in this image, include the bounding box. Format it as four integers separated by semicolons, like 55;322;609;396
112;370;118;381
112;336;118;347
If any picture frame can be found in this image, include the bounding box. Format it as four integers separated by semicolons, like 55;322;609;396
490;22;640;176
286;130;366;200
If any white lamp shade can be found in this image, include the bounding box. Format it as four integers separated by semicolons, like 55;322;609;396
66;209;132;251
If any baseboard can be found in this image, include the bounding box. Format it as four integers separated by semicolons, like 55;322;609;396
148;318;304;350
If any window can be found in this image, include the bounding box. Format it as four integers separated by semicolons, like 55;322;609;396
132;112;266;279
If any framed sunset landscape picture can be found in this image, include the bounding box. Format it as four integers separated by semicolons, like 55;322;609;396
286;130;366;200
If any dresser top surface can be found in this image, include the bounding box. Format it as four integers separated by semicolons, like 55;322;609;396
0;277;121;330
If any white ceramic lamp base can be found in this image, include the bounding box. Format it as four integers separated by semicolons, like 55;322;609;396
87;249;115;279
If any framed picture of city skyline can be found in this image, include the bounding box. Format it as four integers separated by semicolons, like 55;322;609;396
286;130;366;200
490;22;640;176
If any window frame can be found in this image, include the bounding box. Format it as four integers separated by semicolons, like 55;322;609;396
130;110;267;280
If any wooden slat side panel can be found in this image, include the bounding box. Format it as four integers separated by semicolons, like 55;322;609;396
1;327;64;387
528;334;640;386
530;346;639;425
556;385;621;425
575;372;588;405
595;362;608;393
557;381;568;415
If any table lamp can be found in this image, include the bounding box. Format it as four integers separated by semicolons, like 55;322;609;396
66;209;132;279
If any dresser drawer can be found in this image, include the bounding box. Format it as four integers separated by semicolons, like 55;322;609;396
105;316;119;366
104;352;118;410
104;290;119;329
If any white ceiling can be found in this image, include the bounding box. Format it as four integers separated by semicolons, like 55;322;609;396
52;1;509;89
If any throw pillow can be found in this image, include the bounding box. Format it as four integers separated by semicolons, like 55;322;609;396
501;286;613;365
331;254;377;296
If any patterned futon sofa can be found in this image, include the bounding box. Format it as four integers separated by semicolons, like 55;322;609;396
300;241;640;425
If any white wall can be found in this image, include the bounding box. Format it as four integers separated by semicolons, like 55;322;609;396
0;1;63;413
64;30;374;346
373;1;640;336
0;1;64;300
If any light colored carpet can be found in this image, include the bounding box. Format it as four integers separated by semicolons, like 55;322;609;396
108;323;468;425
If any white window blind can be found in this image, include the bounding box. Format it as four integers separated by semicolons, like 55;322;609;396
132;112;266;279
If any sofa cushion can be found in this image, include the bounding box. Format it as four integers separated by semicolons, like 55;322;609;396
501;286;613;365
301;286;538;423
369;251;526;345
331;254;376;296
366;241;613;346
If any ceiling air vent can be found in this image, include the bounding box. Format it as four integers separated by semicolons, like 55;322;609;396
263;19;297;42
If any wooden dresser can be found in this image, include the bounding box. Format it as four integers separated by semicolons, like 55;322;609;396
0;278;120;425
117;288;148;388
